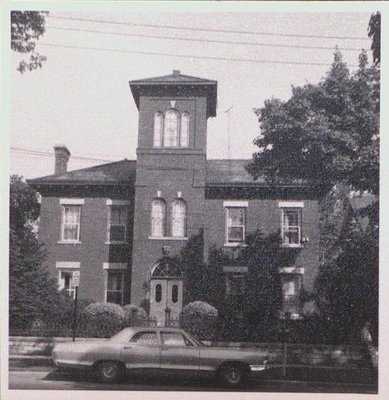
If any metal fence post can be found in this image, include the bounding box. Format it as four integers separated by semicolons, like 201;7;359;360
72;287;78;342
282;342;287;378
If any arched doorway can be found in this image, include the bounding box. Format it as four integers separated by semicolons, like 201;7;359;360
149;258;183;326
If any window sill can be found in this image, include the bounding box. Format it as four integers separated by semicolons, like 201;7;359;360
57;241;81;245
148;236;188;241
223;243;247;248
280;244;304;249
105;241;129;245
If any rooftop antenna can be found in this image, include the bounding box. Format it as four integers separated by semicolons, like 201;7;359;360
224;105;233;174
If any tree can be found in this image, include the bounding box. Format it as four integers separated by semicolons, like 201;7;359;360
315;211;378;343
248;49;379;196
11;11;48;73
249;50;380;342
9;175;60;331
368;12;381;65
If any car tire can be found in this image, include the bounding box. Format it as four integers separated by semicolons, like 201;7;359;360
97;361;123;384
218;364;246;388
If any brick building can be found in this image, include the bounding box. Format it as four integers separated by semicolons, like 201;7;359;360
29;71;326;325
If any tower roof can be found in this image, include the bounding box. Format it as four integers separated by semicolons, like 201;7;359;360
129;70;217;117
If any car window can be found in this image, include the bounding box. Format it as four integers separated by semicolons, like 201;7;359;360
161;332;192;347
130;331;158;345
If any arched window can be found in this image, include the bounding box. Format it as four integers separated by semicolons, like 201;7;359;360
151;199;166;237
153;112;163;147
164;110;179;147
180;112;189;147
171;199;187;237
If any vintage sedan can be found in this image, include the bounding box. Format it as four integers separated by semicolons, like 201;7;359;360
52;327;268;387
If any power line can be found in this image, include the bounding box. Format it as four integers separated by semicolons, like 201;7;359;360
48;14;370;41
38;42;359;68
11;147;120;163
49;25;368;53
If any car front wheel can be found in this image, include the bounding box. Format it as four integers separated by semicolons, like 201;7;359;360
218;364;246;388
97;361;123;384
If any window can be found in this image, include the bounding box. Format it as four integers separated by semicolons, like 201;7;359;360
130;331;158;345
61;205;81;242
59;271;76;298
161;332;191;347
151;199;166;237
281;208;302;246
225;273;247;297
154;112;163;147
281;274;302;317
155;284;162;303
171;199;187;237
180;112;189;147
226;207;245;243
164;110;179;147
153;110;190;148
106;271;124;305
172;284;178;303
108;206;128;242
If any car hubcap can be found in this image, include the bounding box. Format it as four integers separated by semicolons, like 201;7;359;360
226;368;241;384
103;363;117;378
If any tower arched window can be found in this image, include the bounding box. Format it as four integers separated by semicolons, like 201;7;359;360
153;112;163;147
163;110;179;147
180;112;189;147
151;199;166;237
171;199;187;237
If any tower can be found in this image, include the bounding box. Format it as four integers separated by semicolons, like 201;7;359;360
129;70;217;323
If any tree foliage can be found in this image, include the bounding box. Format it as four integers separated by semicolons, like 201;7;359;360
368;12;381;65
315;212;378;343
9;175;60;331
11;11;48;73
249;50;379;196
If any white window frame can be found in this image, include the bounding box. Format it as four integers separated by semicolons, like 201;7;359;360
151;199;167;237
105;270;125;305
56;263;80;299
180;112;190;147
107;205;128;243
280;207;303;247
154;109;190;148
153;112;164;148
163;109;180;147
60;203;82;243
171;199;187;238
225;207;246;245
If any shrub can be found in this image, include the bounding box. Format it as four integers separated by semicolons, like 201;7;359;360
79;302;128;337
123;304;147;321
180;301;218;340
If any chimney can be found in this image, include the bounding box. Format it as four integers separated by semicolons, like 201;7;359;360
173;70;180;77
54;145;70;175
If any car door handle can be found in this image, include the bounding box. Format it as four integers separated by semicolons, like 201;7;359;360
123;346;132;350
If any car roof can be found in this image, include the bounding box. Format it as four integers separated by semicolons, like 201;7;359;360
132;326;185;332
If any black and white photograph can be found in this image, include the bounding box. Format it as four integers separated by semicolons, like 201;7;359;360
1;1;387;399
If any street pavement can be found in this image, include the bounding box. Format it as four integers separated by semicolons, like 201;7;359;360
8;363;378;393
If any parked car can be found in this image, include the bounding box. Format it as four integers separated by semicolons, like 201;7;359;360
52;327;268;387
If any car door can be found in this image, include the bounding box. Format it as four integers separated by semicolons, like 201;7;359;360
121;330;160;371
159;331;200;371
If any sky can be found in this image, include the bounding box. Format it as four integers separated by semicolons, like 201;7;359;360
9;4;376;179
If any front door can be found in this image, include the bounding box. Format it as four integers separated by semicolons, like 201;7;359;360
150;279;183;326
